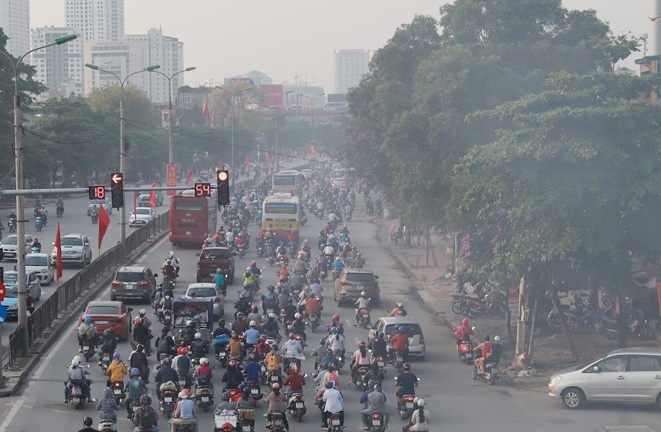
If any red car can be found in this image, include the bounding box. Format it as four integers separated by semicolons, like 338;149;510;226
79;300;133;341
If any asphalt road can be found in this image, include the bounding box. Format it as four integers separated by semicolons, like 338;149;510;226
2;190;661;432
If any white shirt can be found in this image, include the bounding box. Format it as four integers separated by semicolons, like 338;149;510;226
310;284;323;296
284;339;303;356
322;388;344;413
226;232;234;244
323;246;335;256
328;214;337;223
328;334;345;352
355;297;369;309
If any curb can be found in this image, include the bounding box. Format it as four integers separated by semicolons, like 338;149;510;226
0;229;168;397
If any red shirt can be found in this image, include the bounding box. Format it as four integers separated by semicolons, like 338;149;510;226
389;333;408;351
256;342;270;356
481;341;492;359
283;373;306;392
287;234;297;243
197;364;212;379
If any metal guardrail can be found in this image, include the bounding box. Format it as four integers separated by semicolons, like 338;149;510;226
8;212;169;363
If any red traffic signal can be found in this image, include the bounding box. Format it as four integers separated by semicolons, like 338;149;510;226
110;172;123;186
217;170;230;206
217;170;229;182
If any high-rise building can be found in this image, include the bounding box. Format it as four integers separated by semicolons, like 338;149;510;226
334;49;369;94
0;0;30;56
84;28;184;104
31;26;85;100
65;0;124;42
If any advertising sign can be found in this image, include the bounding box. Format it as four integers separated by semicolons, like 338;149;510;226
260;84;284;108
167;164;178;196
509;285;519;327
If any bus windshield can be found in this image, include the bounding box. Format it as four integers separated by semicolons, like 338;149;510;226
174;200;205;212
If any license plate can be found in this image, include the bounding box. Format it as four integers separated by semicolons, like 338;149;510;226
114;389;121;395
406;403;413;409
251;388;259;395
164;397;172;402
466;353;473;358
179;380;187;386
72;397;80;404
396;356;403;362
271;375;279;382
164;315;171;320
219;352;226;358
332;419;340;425
82;346;90;352
296;403;303;408
372;420;381;426
261;366;266;372
96;320;109;324
201;396;209;402
273;420;282;426
126;284;135;290
103;356;110;362
377;361;384;367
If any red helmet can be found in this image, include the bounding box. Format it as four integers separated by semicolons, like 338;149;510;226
332;314;340;321
291;365;299;373
251;261;257;266
462;318;468;326
177;347;187;356
134;318;142;325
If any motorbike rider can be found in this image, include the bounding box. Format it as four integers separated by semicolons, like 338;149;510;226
488;336;503;366
292;257;307;274
332;257;344;276
360;384;389;430
215;391;237;412
323;243;335;262
79;416;98;432
327;314;344;334
234;296;251;323
213;319;232;339
395;363;418;410
320;348;340;371
389;326;409;361
283;364;306;399
233;312;249;334
214;268;227;295
291;313;306;343
235;387;257;428
96;387;120;430
406;399;430;432
389;302;408;317
263;383;290;432
190;332;209;361
244;320;261;350
248;305;262;327
98;328;118;365
132;318;151;357
125;368;147;418
354;291;370;326
155;327;176;358
131;394;160;432
228;334;244;359
243;352;261;384
31;237;42;252
182;319;197;346
255;335;271;359
473;334;492;374
221;359;244;392
243;268;256;287
263;313;281;344
322;380;345;428
349;341;372;384
369;332;389;361
283;333;303;361
171;391;198;432
194;357;214;391
128;344;149;383
65;355;92;403
354;252;365;268
105;351;127;388
261;285;278;315
155;357;179;400
278;263;290;280
455;318;473;344
162;259;177;280
276;242;288;259
173;346;193;379
167;251;180;275
78;316;98;353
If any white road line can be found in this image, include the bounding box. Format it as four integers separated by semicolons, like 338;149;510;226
0;234;168;430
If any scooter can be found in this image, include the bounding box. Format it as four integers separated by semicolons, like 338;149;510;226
327;412;343;432
287;392;306;421
160;388;176;418
195;384;214;411
457;337;475;364
90;210;99;224
35;216;43;231
367;411;386;432
8;217;16;233
98;419;117;432
56;204;64;217
111;380;124;404
472;361;499;385
357;308;371;329
398;394;416;420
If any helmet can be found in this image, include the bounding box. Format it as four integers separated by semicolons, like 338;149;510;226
249;320;257;327
200;357;209;365
398;302;404;308
271;383;280;390
291;365;299;373
83;416;93;426
71;356;80;367
462;318;468;326
229;359;237;367
83;316;91;324
331;327;337;334
243;386;251;395
294;313;301;319
335;257;340;261
177;347;187;356
134;318;142;326
130;367;140;377
245;270;251;277
222;392;230;401
239;294;245;300
259;335;266;341
377;332;384;339
398;326;405;333
161;327;168;335
252;305;259;311
403;363;411;371
268;285;275;291
325;381;335;389
186;320;194;328
162;357;171;365
194;332;202;340
113;352;121;359
360;291;366;296
268;313;276;319
271;345;279;351
332;314;340;321
169;251;175;257
251;261;256;266
248;353;257;361
358;341;366;347
219;319;226;327
352;245;356;250
494;335;501;342
237;312;245;319
182;389;190;396
139;309;146;315
289;333;295;339
417;399;426;407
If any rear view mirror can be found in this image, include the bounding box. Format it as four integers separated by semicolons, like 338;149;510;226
592;366;600;373
128;308;133;312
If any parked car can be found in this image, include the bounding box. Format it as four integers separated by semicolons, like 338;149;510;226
1;234;35;261
129;207;154;227
184;283;224;319
368;316;426;360
110;265;158;303
2;271;42;319
548;347;661;410
87;198;112;215
138;192;164;207
51;233;92;268
25;253;55;285
80;300;133;341
334;268;380;307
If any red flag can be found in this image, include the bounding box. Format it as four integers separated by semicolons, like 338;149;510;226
187;168;194;187
245;155;250;174
201;97;209;119
98;204;110;250
149;179;157;207
55;223;63;280
133;191;137;214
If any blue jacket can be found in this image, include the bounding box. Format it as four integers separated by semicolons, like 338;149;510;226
244;362;261;382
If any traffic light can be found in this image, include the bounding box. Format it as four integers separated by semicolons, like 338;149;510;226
88;185;105;200
194;183;211;197
110;172;124;209
217;170;230;205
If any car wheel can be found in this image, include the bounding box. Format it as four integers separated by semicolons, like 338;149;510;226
561;388;585;409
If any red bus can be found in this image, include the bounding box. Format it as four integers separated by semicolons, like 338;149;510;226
169;189;217;246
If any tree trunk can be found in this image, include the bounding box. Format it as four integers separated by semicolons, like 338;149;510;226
554;295;579;362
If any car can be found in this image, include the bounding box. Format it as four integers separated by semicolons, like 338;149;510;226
184;283;224;319
334;268;380;307
25;253;55;285
110;265;158;303
1;234;35;261
129;207;154;227
331;177;348;188
368;316;426;360
548;347;661;410
138;191;164;207
196;247;236;284
80;300;133;341
2;271;42;319
87;198;112;215
51;233;92;268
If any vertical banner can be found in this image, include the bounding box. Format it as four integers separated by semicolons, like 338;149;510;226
509;285;519;328
167;163;177;196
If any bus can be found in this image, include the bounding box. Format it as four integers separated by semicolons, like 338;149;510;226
169;189;217;246
261;193;300;243
271;169;303;196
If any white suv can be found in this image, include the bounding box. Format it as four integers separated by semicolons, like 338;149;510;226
51;233;92;268
129;207;154;227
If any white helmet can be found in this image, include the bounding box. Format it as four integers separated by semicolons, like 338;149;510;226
268;313;276;319
335;257;341;261
246;267;252;271
169;251;175;257
417;399;426;407
249;320;257;327
360;291;366;296
294;313;301;319
494;335;501;342
194;332;202;339
71;356;81;367
200;357;209;365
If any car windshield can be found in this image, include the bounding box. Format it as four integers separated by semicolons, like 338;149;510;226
344;272;376;282
62;237;83;246
3;236;17;245
87;305;119;315
136;208;150;215
25;255;48;266
200;250;231;260
115;271;145;283
4;285;18;298
187;287;216;298
3;273;18;285
384;324;422;337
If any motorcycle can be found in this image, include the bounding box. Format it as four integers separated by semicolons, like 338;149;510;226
327;412;343;432
8;217;16;233
160;388;176;418
247;380;262;400
195;384;214;411
300;214;308;226
31;245;41;254
367;411;386;432
111;380;124;404
267;369;281;385
99;351;112;371
90;210;99;224
35;216;43;231
457;337;475;365
257;244;265;257
604;311;654;340
352;366;370;391
266;412;286;432
81;342;95;362
214;409;239;432
217;349;229;368
357;308;371;329
98;419;117;432
287;392;306;421
308;313;320;332
392;350;405;373
178;374;192;390
472;361;499;385
237;244;246;258
398;394;416;420
56;204;64;218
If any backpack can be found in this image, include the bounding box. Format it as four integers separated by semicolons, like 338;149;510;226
138;407;154;429
267;354;279;370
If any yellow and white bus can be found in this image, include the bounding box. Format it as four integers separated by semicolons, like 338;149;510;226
271;169;303;197
262;193;300;243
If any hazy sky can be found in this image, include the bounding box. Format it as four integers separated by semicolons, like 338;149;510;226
29;0;652;93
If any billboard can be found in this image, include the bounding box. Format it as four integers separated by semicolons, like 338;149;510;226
260;84;284;108
327;93;347;103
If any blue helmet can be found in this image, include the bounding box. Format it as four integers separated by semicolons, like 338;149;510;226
130;368;140;377
83;316;91;324
330;326;337;334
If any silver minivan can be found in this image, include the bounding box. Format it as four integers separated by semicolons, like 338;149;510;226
548;347;661;409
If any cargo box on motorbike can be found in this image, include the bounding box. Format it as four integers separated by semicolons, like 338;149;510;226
172;298;213;344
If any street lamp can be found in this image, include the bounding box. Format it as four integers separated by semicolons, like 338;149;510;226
149;66;196;164
0;33;77;358
215;85;253;191
85;62;160;244
298;92;325;144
